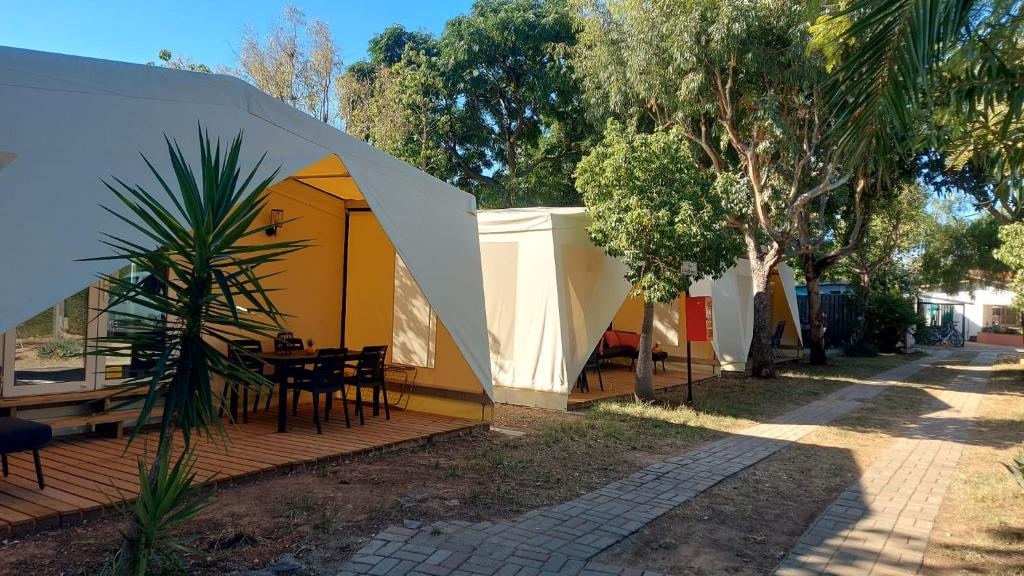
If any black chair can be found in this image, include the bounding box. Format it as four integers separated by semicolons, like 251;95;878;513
127;330;167;379
274;336;305;355
771;321;787;361
220;339;264;423
576;348;604;393
0;417;52;489
346;345;389;425
289;351;351;434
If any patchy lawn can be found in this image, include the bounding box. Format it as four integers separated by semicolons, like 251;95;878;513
0;352;926;575
598;353;976;575
923;355;1024;575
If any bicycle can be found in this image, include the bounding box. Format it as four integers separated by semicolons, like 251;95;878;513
926;324;964;347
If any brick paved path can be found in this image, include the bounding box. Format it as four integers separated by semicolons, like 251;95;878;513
338;353;949;576
776;352;994;576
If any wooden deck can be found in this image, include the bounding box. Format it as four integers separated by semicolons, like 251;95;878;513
0;406;486;536
568;364;718;410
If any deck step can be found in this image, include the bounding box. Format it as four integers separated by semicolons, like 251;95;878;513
41;407;164;430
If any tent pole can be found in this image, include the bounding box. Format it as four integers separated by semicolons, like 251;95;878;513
341;209;350;349
685;288;693;405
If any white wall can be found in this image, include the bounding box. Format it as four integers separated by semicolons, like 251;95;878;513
921;287;1015;339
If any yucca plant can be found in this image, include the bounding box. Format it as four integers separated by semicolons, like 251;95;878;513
88;126;308;572
107;451;211;576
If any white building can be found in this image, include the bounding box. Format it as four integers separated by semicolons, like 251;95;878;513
919;286;1018;341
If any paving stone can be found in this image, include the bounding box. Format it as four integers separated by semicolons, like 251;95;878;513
775;352;992;575
337;352;949;576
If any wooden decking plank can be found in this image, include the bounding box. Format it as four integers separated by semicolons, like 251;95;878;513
47;442;146;484
82;436;255;479
0;473;105;514
0;482;76;518
0;408;484;536
4;462;122;506
36;449;141;491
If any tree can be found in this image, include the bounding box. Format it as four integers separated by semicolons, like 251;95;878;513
340;0;595;207
150;49;211;73
575;0;855;376
843;181;930;343
91;129;307;571
236;5;342;123
918;201;1008;293
825;0;1023;208
994;222;1024;307
339;49;455;179
576;122;741;399
366;24;438;67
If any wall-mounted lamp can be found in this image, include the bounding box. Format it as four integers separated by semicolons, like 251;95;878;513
266;208;285;236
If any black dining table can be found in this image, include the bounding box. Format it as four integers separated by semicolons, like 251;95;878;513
252;350;375;433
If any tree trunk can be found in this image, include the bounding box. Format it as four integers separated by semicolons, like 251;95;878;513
634;300;656;401
803;253;827;365
749;259;776;378
854;269;871;344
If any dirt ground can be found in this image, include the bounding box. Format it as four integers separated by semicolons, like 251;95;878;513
0;353;927;575
599;354;981;575
923;356;1024;575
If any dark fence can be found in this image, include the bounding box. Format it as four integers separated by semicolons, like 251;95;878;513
797;293;858;348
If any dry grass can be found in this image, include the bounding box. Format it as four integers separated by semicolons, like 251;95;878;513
599;353;969;575
0;352;928;575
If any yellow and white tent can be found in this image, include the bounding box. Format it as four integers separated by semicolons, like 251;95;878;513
478;208;801;410
0;47;492;419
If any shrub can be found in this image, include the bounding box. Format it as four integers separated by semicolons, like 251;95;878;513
843;340;880;357
36;337;84;359
864;293;919;353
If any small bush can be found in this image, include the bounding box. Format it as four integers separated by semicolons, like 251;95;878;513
844;340;880;357
36;337;84;359
865;293;919;352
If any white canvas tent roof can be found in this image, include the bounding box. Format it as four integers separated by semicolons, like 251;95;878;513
0;46;493;400
478;207;801;408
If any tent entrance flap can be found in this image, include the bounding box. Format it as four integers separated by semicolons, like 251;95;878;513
344;210;491;419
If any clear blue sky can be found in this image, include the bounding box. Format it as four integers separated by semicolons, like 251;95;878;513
1;0;475;69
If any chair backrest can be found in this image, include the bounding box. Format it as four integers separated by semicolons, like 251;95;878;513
309;352;347;385
771;321;786;345
356;345;388;380
229;339;263;370
317;347;347;358
274;337;305;354
129;330;167;375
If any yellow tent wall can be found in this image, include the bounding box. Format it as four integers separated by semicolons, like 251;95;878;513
243;184;492;421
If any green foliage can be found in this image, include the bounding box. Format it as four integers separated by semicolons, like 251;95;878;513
861;292;920;353
36;337;84;359
824;0;1023;206
366;24;437;67
918;205;1007;293
575;121;741;302
110;452;211;576
1005;450;1024;490
996;222;1024;308
152;49;211;74
843;340;880;357
340;0;595;207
